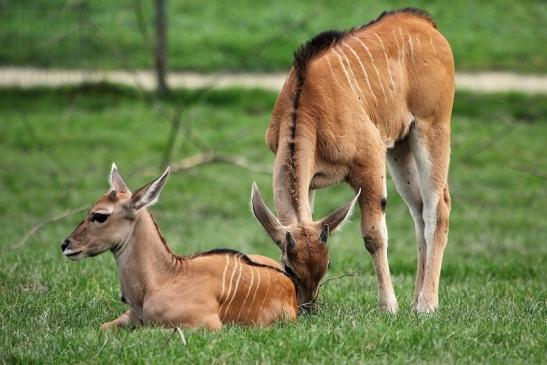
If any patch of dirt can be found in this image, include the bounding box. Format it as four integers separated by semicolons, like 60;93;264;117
1;67;546;94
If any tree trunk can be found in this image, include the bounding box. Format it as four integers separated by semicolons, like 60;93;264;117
154;0;168;97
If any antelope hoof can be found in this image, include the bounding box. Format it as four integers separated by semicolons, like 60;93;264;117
415;293;438;314
100;321;116;331
379;295;399;314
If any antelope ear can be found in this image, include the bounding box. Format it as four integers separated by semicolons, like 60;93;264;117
251;183;285;246
320;189;361;232
130;167;170;210
109;162;129;193
285;231;297;252
319;224;329;244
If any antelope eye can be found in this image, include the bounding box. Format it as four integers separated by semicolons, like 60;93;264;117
91;212;109;223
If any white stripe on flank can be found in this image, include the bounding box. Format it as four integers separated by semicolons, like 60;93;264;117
325;55;345;92
247;267;261;318
416;34;422;47
373;32;395;91
332;47;364;100
218;255;232;316
350;36;387;100
235;264;255;321
219;255;229;300
392;29;403;72
430;35;438;56
408;35;415;62
223;256;243;319
338;46;370;102
342;41;376;103
220;255;238;318
398;27;406;62
258;270;271;313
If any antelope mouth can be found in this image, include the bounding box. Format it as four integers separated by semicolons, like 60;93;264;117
63;249;83;257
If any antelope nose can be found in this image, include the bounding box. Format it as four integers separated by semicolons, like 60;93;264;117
61;239;70;252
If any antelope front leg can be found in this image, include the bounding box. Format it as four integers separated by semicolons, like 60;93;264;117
100;309;141;330
351;163;398;313
414;184;450;313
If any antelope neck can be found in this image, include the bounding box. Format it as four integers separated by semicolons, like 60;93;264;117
114;210;182;309
273;147;314;225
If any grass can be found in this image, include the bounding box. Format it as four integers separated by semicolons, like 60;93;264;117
0;0;546;73
0;86;546;364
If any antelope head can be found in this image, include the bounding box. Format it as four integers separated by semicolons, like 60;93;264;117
61;163;170;260
251;183;359;308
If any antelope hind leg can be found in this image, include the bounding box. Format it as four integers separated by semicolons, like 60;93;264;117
386;137;427;305
409;120;451;313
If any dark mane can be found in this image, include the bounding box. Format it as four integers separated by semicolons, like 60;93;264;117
149;213;184;261
288;8;435;213
288;30;348;213
291;7;436;88
293;30;347;81
358;8;436;32
193;248;244;257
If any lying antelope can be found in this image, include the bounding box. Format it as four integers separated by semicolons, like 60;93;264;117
62;164;297;330
252;8;454;313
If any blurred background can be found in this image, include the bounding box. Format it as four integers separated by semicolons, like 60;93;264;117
1;0;546;81
0;1;546;363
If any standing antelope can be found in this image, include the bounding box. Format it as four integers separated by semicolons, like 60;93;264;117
62;164;297;330
251;8;454;313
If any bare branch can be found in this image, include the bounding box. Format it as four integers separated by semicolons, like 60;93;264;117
163;328;177;347
212;155;271;174
169;151;217;172
319;271;359;288
143;151;271;176
161;106;183;169
176;327;187;346
12;205;88;249
132;0;154;55
454;123;516;162
508;164;547;181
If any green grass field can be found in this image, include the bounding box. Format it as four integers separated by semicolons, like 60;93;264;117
0;87;546;363
1;0;546;73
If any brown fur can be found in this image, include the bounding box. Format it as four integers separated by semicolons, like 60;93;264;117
253;8;454;313
62;166;297;330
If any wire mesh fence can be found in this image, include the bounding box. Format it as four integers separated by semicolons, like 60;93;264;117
1;1;546;93
0;0;306;91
